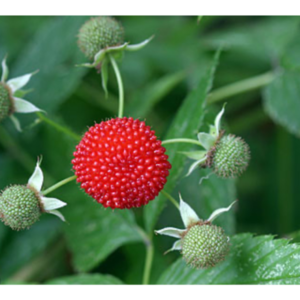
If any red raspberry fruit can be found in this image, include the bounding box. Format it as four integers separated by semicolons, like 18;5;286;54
72;117;171;209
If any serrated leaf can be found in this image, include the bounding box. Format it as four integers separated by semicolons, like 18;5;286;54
263;70;300;136
144;49;221;233
46;274;123;285
63;190;143;272
158;234;300;284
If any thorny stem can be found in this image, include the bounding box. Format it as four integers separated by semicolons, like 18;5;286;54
207;71;275;104
161;138;203;148
161;190;180;210
109;54;124;118
36;112;81;141
42;175;77;196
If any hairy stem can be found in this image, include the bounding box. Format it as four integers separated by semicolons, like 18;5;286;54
207;71;275;104
36;112;81;141
109;55;124;118
42;175;77;196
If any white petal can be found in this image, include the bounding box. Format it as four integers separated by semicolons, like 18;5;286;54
179;194;200;228
6;70;38;93
1;56;9;82
207;200;237;223
47;210;66;222
14;98;43;113
126;36;154;51
10;115;22;132
28;160;44;192
186;156;207;177
165;240;182;254
41;196;67;211
197;132;216;150
214;104;226;136
155;227;186;238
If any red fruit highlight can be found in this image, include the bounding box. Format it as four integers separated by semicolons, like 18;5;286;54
72;117;171;209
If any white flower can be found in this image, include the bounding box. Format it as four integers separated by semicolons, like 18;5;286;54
1;56;44;131
28;159;67;222
155;194;236;253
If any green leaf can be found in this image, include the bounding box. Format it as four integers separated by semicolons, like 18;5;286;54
205;17;300;62
158;234;300;284
11;16;88;113
144;50;221;233
46;274;123;285
63;190;143;272
126;71;186;118
263;70;300;136
0;218;61;281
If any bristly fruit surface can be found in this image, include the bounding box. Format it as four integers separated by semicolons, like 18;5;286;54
72;117;172;209
212;134;250;178
78;16;124;60
0;185;42;230
182;224;230;269
0;82;14;122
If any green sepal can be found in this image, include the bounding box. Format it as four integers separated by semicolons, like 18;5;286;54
179;150;207;161
101;59;109;98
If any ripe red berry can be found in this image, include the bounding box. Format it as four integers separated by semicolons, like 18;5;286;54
72;117;171;209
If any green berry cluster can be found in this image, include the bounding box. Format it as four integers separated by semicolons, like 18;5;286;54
0;185;42;230
212;134;250;178
182;224;230;269
0;82;13;122
78;17;124;60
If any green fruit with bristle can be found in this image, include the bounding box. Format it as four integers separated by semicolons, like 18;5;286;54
0;185;42;231
212;134;250;178
182;224;230;269
0;82;13;122
78;16;124;60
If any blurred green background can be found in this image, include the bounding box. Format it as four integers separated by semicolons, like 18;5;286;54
0;16;300;284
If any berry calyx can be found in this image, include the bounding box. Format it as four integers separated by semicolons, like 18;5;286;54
0;82;14;122
0;185;42;230
78;17;124;60
212;134;250;178
72;117;172;209
182;223;230;269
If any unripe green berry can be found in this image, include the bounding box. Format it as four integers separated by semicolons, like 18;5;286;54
0;185;42;230
182;224;230;269
78;17;124;60
212;134;250;178
0;82;14;122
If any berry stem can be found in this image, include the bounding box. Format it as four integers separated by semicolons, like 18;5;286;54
161;190;180;210
161;138;203;148
142;235;154;285
36;112;81;141
109;54;124;118
207;71;275;104
42;175;77;196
